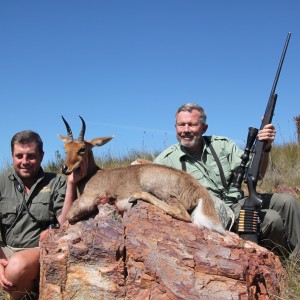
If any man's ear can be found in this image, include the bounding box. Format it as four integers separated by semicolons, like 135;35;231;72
201;124;208;134
40;151;44;163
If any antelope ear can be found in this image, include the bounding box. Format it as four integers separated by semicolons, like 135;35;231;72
58;134;69;142
88;136;114;148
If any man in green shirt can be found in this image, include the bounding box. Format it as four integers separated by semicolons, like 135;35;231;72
0;130;86;299
154;103;300;259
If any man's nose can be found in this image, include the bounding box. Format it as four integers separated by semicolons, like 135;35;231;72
183;124;191;131
22;156;30;164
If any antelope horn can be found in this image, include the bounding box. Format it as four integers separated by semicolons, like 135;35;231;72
61;116;73;142
78;116;86;142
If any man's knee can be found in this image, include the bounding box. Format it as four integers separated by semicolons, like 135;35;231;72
5;250;39;283
284;194;300;208
259;209;289;253
260;209;284;236
5;255;27;282
279;193;297;203
270;192;298;209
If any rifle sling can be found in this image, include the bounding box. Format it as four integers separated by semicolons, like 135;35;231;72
180;157;187;172
203;136;229;191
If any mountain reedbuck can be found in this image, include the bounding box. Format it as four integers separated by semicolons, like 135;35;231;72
59;116;225;234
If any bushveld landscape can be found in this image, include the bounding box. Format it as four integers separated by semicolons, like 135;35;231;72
0;119;299;299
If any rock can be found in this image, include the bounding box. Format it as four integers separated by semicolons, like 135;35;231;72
273;184;300;198
39;202;286;300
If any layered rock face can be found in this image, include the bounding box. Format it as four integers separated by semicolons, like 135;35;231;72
39;203;286;300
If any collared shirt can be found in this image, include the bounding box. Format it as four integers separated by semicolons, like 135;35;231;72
154;135;244;206
0;168;66;247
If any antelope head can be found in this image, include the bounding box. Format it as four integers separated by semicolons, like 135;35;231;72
58;116;113;175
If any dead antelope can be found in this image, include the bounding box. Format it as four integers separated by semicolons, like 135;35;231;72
59;116;225;234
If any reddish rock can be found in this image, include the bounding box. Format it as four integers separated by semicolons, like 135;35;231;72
39;203;286;300
274;184;300;198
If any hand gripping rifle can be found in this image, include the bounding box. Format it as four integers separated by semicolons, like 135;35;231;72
232;32;291;243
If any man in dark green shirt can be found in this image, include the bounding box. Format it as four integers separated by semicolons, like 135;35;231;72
0;130;86;299
155;103;300;259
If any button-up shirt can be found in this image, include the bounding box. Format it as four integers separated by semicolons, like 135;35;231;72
0;168;66;247
154;135;244;206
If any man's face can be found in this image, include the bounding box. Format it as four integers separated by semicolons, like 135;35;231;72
176;109;208;150
12;142;44;180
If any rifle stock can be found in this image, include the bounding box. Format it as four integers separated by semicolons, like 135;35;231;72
235;33;291;243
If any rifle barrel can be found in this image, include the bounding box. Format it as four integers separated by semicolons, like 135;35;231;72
269;32;291;101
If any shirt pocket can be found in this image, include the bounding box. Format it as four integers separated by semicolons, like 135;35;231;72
0;199;17;226
209;155;231;180
30;196;53;222
187;163;205;181
219;155;231;174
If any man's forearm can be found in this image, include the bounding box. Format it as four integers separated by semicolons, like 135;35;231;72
57;183;77;225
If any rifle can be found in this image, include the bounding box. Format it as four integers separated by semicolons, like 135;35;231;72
232;32;291;243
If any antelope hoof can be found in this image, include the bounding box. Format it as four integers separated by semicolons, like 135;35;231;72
128;197;138;206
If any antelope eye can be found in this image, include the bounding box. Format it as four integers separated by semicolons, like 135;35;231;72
78;147;86;155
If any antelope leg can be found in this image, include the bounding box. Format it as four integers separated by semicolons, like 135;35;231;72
129;191;191;222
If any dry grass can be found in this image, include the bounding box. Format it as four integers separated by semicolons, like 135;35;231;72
262;144;300;190
259;143;300;299
0;291;10;300
94;149;157;169
279;258;300;299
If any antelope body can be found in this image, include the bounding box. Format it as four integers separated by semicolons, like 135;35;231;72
59;116;225;234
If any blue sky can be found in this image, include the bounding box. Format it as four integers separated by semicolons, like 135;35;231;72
0;1;299;166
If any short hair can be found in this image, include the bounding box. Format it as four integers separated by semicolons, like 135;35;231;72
175;103;207;124
11;130;44;155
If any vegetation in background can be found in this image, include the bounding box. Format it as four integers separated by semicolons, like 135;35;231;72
43;149;158;171
260;143;300;299
294;115;300;145
44;150;65;173
260;143;300;198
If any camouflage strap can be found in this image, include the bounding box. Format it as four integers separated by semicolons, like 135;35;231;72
211;194;235;230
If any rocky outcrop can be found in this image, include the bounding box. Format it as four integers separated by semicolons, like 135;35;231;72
39;202;286;300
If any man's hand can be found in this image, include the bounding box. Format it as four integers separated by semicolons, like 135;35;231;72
0;259;14;291
257;123;276;150
67;156;88;185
